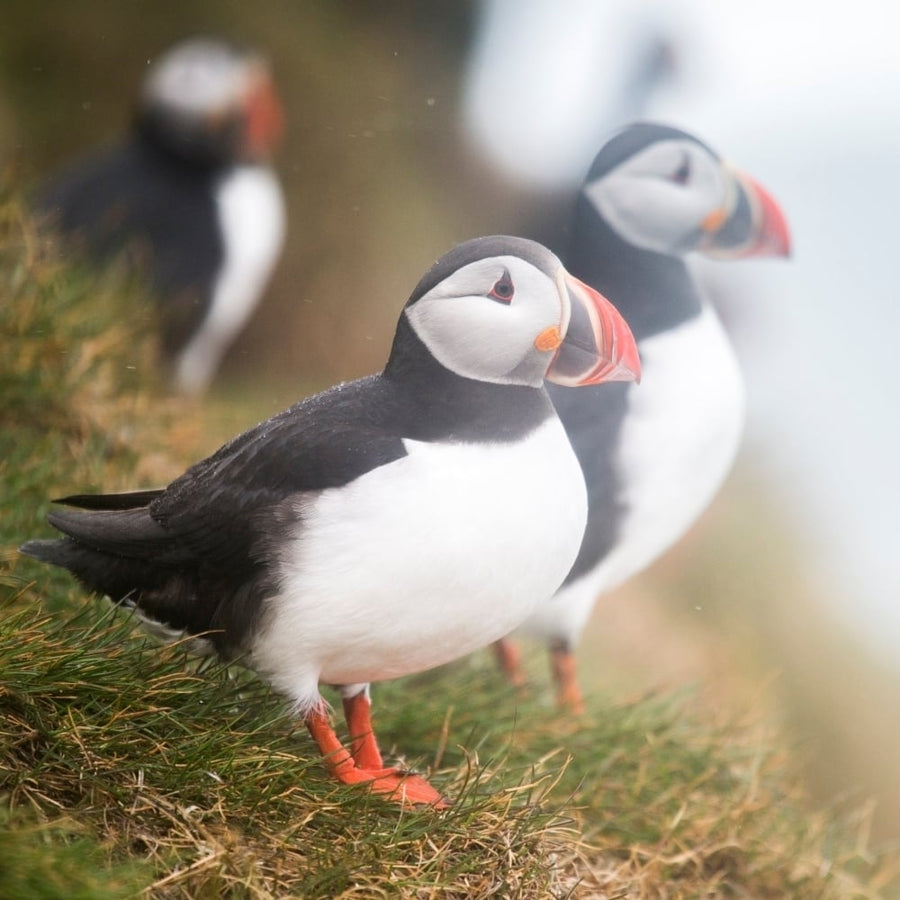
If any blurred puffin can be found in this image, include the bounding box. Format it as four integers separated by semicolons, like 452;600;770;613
20;235;640;807
494;123;791;712
35;37;286;395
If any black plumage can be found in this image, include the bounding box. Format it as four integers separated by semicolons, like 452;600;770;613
33;37;286;394
36;137;224;359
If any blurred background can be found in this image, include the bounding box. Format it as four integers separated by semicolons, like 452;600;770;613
2;0;898;840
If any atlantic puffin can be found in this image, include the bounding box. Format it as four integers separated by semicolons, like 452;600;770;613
20;235;641;807
35;37;286;395
494;123;791;712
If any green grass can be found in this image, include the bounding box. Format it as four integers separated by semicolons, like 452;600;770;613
1;192;897;897
0;809;147;900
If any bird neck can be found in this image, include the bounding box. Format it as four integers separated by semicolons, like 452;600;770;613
135;109;238;172
383;315;553;443
566;196;702;341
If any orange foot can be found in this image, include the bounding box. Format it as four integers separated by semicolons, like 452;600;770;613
339;765;450;808
306;698;449;809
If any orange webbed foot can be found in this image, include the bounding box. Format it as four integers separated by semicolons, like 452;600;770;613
339;765;450;808
306;696;449;809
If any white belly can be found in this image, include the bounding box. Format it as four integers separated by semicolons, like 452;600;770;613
523;305;744;643
251;416;588;711
175;165;286;394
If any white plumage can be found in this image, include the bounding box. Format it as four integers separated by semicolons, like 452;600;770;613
175;165;286;394
522;303;743;643
253;418;588;712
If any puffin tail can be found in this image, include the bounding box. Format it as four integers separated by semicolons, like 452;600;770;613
18;535;124;589
18;537;78;568
18;535;126;600
19;502;177;602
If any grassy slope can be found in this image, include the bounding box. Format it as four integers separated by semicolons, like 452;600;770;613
1;196;896;898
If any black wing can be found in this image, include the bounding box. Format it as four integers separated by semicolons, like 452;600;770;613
57;489;166;510
21;375;408;650
547;380;630;582
149;375;408;563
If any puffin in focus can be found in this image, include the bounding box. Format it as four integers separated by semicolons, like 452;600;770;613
494;123;791;713
20;235;640;807
34;37;286;396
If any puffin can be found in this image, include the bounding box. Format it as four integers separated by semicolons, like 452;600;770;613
19;235;641;808
494;123;791;713
34;37;286;396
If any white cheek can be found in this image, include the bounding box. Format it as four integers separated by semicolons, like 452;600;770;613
587;177;707;255
407;298;520;374
406;297;553;385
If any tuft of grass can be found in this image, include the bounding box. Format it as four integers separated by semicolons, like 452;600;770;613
2;189;897;897
0;187;201;553
380;659;899;899
1;595;895;898
0;191;160;440
0;808;148;900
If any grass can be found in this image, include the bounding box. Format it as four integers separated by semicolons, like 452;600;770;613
1;191;898;897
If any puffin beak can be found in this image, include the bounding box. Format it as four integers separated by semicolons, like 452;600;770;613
244;68;285;158
736;171;791;257
546;271;641;387
706;169;791;259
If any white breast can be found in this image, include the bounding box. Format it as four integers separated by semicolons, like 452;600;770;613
174;165;286;394
608;306;745;579
249;416;588;712
522;304;744;643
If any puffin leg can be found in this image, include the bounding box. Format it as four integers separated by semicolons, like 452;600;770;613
550;639;585;715
493;637;529;689
341;685;384;770
304;701;448;808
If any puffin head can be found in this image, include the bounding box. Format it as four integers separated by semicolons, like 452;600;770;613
137;37;284;166
400;235;641;389
582;122;791;260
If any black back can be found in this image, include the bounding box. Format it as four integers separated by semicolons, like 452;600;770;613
34;135;225;359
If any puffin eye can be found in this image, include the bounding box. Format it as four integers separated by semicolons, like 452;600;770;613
670;154;691;185
488;270;514;304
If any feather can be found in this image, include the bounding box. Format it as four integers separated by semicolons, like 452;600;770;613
56;489;165;510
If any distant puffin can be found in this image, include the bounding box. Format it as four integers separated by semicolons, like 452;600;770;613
20;235;640;807
35;37;286;395
494;123;791;712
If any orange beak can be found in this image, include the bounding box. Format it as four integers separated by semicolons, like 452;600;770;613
546;271;641;387
737;171;792;258
244;69;285;159
705;169;791;260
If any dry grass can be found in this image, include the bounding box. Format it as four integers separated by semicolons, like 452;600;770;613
1;192;897;898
